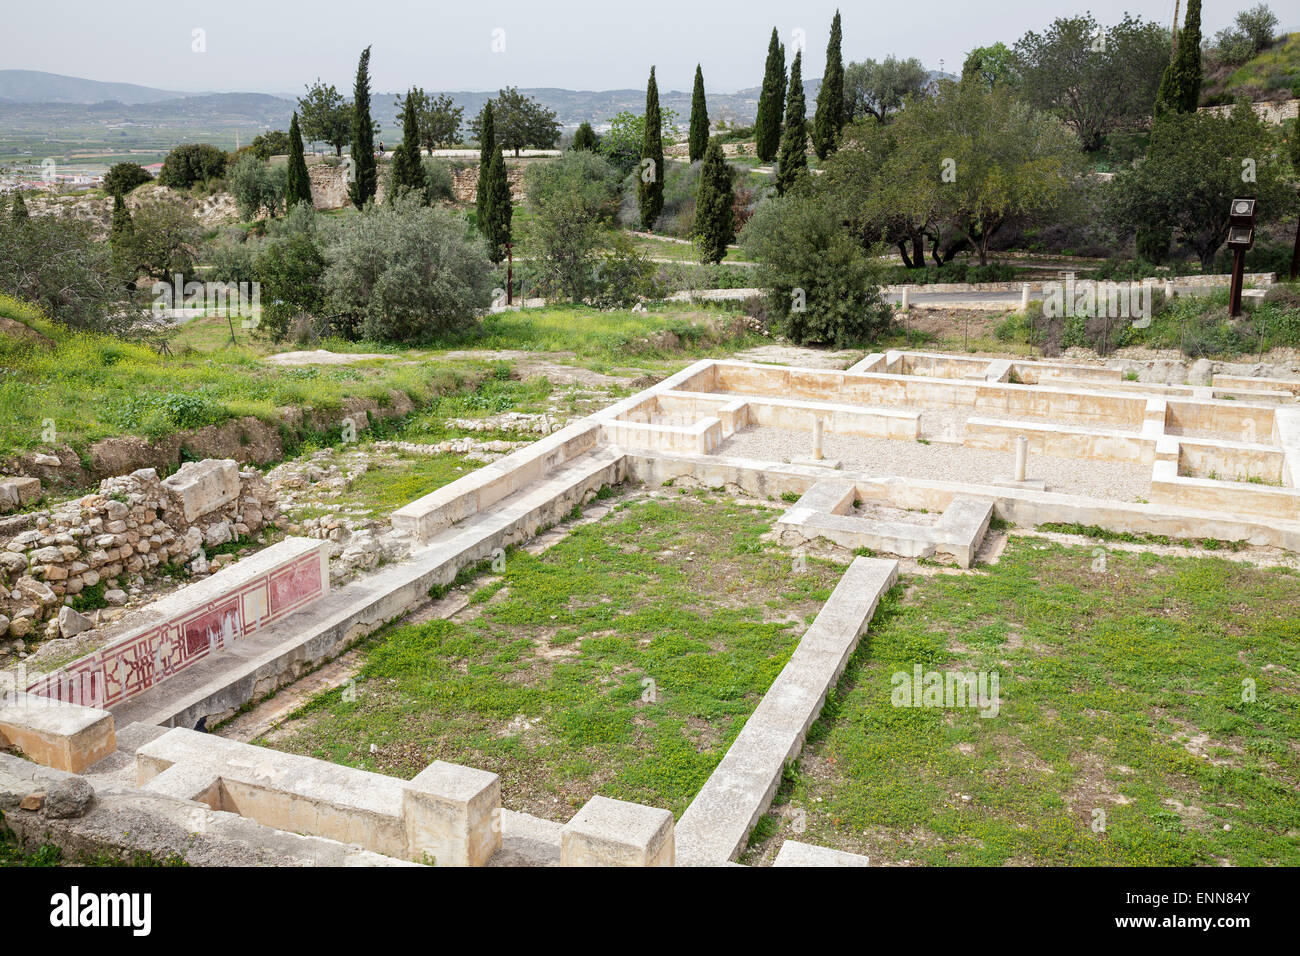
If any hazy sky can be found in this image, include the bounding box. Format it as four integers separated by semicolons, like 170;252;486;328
7;0;1282;95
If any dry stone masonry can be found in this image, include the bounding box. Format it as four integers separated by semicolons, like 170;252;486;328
0;460;279;659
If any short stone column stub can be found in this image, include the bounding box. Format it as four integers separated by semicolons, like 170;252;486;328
403;760;502;866
560;794;675;866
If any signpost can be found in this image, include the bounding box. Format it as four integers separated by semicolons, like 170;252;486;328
1226;197;1256;318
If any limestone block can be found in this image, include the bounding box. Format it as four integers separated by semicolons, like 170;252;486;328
403;760;501;866
0;695;117;773
0;476;42;510
163;459;240;522
560;795;675;867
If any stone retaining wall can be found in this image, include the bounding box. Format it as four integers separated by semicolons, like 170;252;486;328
0;460;279;660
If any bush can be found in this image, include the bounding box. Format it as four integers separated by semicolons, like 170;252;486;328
421;157;455;203
589;234;657;308
322;195;493;343
158;143;228;189
228;153;284;220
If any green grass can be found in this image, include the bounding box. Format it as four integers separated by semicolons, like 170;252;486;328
260;492;846;818
746;539;1300;866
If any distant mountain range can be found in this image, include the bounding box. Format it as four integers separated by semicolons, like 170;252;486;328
0;70;830;129
0;70;187;105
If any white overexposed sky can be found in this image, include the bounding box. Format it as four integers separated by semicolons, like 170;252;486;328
5;0;1282;95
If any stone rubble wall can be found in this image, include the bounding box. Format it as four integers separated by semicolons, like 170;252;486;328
0;461;279;659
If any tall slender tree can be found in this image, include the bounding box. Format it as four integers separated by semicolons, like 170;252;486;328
476;101;496;229
755;28;786;162
812;11;845;159
1155;0;1202;116
481;146;512;264
285;112;313;209
10;191;28;222
389;90;425;201
110;191;134;243
638;66;665;230
694;138;736;263
776;50;808;195
689;65;710;162
348;46;377;207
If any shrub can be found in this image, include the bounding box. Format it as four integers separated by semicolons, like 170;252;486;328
322;195;493;343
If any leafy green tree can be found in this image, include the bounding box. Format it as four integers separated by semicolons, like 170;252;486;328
689;65;709;162
468;88;561;155
812;10;845;160
843;56;927;122
523;150;621;302
389;90;426;202
249;129;291;160
298;79;351;155
0;212;139;333
572;122;599;152
255;205;326;341
598;108;678;175
1014;13;1169;151
476;101;496;230
285;112;313;210
229;153;283;220
396;88;464;153
323;195;493;342
481;147;512;263
694;138;735;263
1111;101;1295;270
961;43;1020;90
776;51;809;196
124;201;203;280
754;28;786;162
348;46;378;207
885;80;1082;265
10;192;28;222
158;143;227;188
638;66;665;230
103;163;152;196
1155;0;1202;116
741;191;890;346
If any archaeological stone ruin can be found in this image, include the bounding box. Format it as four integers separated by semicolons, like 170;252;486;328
3;351;1299;866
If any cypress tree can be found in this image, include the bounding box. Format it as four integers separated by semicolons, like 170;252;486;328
812;10;844;159
754;28;786;162
285;112;313;210
389;91;424;202
776;50;808;195
10;191;28;222
476;101;496;231
638;66;665;230
1155;0;1203;116
348;46;377;207
694;138;735;264
572;122;598;151
688;65;709;162
110;191;134;243
482;146;512;264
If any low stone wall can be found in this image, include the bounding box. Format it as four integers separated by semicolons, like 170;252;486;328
0;460;279;659
22;537;328;709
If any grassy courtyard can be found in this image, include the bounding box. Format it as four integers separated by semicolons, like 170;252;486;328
260;491;846;818
744;538;1300;866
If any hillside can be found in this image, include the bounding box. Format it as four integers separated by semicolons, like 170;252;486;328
1202;31;1300;105
0;69;185;105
